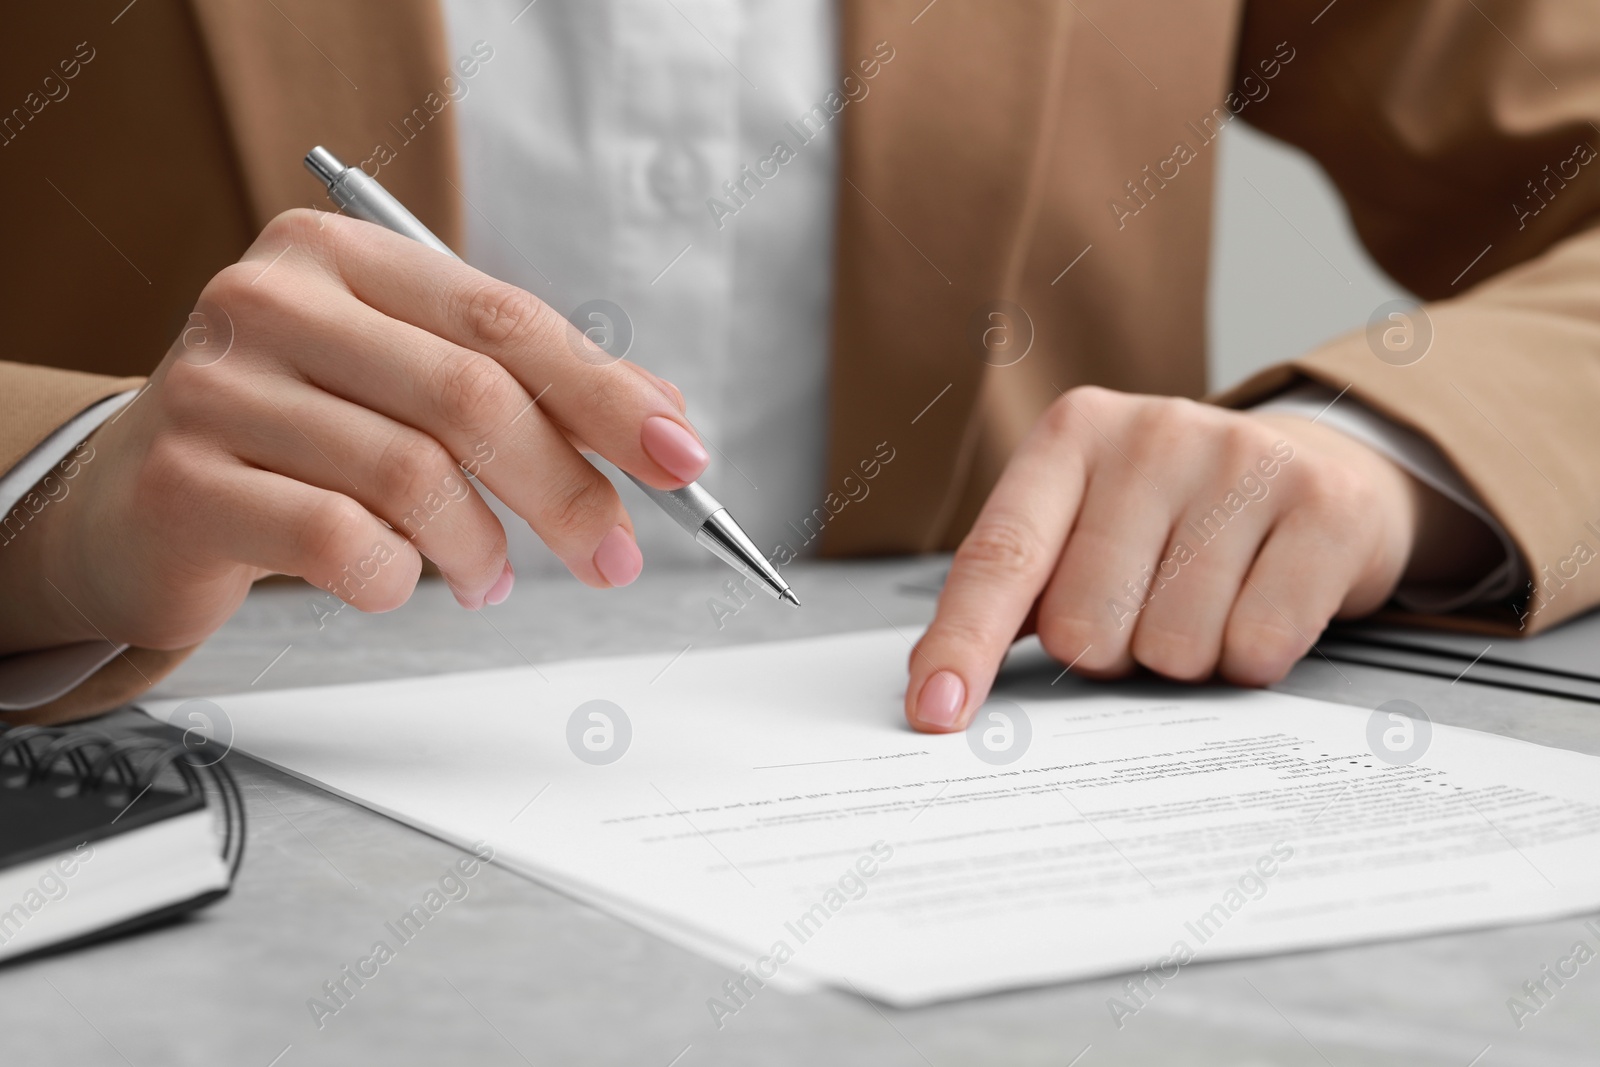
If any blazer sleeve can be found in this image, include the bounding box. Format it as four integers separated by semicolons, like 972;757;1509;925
1216;0;1600;635
0;361;196;724
0;360;144;472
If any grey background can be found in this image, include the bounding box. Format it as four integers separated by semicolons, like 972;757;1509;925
1209;121;1413;391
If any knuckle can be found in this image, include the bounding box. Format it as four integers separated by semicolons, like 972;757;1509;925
1064;383;1116;412
1299;461;1368;514
1039;395;1077;438
251;210;329;269
921;615;1001;667
576;361;614;414
1220;416;1276;461
474;521;509;569
955;517;1046;576
202;259;301;327
1036;610;1098;664
201;261;261;303
1130;622;1216;681
431;354;510;438
577;358;644;420
262;207;326;247
135;433;203;508
539;464;612;541
1043;385;1111;437
156;359;219;423
461;282;550;350
1223;617;1305;684
375;432;453;510
1130;393;1188;430
296;495;371;568
1125;397;1193;462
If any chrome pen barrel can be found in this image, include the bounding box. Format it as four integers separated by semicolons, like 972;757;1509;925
303;146;457;259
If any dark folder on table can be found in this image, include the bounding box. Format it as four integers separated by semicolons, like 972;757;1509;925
0;720;246;963
1316;611;1600;704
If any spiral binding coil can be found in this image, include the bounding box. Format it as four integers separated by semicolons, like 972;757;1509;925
0;722;246;879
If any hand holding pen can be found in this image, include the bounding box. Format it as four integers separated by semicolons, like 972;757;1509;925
0;150;791;660
304;148;794;605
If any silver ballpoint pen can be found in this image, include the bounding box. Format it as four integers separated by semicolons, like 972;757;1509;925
303;146;799;606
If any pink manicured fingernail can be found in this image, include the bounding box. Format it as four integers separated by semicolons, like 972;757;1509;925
484;561;514;606
915;671;967;729
593;525;643;587
641;416;709;482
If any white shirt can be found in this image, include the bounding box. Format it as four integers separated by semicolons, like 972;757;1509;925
441;0;840;574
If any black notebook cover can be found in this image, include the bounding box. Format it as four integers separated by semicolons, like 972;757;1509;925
0;715;246;964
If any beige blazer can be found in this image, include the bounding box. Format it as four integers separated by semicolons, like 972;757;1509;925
5;0;1600;722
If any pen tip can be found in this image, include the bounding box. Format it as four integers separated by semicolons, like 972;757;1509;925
780;588;801;608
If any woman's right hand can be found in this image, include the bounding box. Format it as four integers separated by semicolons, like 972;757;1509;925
0;209;706;656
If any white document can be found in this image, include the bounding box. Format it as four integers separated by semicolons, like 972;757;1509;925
145;629;1600;1006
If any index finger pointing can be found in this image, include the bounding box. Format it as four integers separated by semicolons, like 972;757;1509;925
907;403;1090;732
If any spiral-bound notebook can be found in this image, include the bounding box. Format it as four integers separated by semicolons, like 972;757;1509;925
0;720;246;964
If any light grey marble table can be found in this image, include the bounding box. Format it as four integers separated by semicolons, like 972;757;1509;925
7;557;1599;1066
